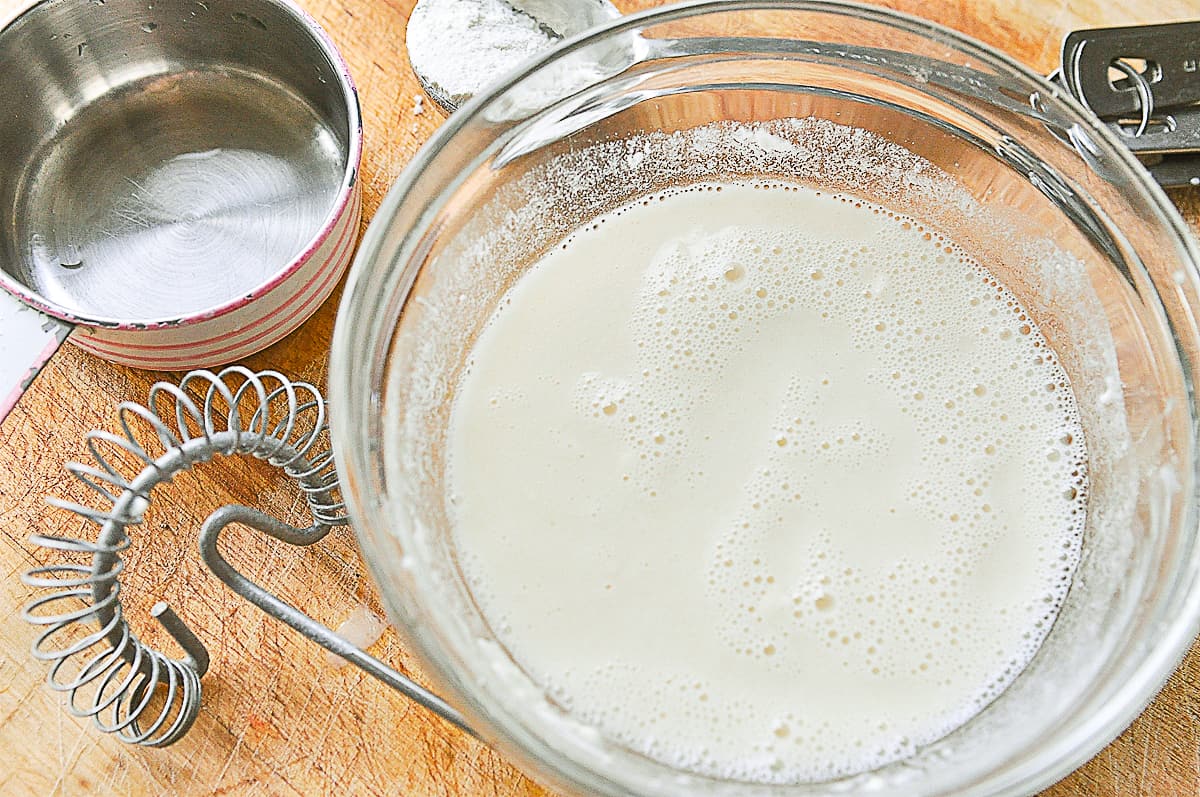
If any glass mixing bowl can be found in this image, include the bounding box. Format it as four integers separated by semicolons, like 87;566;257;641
329;2;1200;794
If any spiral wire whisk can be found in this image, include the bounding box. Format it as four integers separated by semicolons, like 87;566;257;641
21;367;346;747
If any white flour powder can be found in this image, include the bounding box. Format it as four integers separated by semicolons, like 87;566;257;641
406;0;559;106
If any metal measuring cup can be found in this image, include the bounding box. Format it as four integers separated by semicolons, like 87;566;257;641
0;0;362;393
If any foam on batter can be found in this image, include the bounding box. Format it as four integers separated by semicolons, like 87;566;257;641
445;181;1087;783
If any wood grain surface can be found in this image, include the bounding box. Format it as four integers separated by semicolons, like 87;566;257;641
3;0;1200;794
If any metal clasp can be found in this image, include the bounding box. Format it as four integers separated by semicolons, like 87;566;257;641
1056;21;1200;187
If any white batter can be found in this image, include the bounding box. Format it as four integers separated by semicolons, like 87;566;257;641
446;182;1087;783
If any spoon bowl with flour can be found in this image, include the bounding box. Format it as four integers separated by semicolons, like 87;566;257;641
406;0;621;112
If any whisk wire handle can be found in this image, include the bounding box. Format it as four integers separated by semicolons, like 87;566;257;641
198;504;475;736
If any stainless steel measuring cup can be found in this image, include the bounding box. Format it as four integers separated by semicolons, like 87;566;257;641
0;0;362;374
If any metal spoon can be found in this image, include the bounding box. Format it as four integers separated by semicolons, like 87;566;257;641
406;0;621;113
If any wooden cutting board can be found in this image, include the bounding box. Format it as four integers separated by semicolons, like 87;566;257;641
3;0;1200;793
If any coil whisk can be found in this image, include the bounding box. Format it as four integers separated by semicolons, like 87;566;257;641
21;367;347;747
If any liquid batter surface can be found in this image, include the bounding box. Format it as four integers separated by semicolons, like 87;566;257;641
446;182;1087;783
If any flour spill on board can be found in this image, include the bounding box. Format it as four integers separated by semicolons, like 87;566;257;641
326;605;387;668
